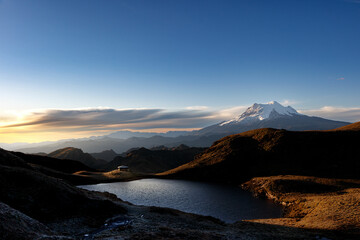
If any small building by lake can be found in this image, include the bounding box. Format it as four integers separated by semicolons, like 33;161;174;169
117;165;129;172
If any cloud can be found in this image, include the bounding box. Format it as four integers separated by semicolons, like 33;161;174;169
280;100;299;106
0;105;255;140
215;106;248;119
299;106;360;122
0;108;220;132
185;106;209;110
0;115;16;122
337;77;345;81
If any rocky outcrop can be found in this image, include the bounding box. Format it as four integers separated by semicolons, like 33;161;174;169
0;202;56;240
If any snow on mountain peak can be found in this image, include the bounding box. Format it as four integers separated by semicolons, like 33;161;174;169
220;101;300;126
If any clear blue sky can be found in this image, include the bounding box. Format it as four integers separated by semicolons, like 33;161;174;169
0;0;360;142
1;0;359;110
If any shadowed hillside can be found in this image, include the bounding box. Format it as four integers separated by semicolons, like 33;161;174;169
105;145;206;173
12;151;95;173
47;147;107;169
160;122;360;183
90;149;119;162
0;148;126;237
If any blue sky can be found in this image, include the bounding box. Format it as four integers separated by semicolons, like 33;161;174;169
0;0;360;142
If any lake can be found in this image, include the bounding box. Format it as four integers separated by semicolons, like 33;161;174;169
79;178;282;223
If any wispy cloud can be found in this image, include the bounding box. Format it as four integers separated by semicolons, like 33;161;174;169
215;106;248;119
1;108;216;131
337;77;345;81
185;106;209;110
280;99;299;106
299;106;360;122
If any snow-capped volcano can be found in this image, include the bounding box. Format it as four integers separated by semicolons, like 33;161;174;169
196;101;349;136
220;101;300;126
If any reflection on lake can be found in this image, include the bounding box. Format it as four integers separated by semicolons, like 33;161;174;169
79;178;282;223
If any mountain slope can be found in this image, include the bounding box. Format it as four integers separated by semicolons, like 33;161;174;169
0;149;126;225
107;130;189;139
47;147;107;169
196;101;349;135
222;101;300;124
90;149;119;162
11;151;95;173
333;121;360;131
105;145;206;173
160;122;360;183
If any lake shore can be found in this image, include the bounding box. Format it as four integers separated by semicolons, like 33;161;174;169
72;169;151;184
242;175;360;236
68;171;360;238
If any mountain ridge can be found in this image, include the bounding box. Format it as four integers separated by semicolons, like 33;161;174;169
47;147;107;169
160;122;360;183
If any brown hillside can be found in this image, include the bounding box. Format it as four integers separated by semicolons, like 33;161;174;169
332;121;360;131
242;175;360;234
160;125;360;183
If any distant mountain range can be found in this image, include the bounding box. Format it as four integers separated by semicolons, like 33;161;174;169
106;130;190;139
29;145;205;173
4;101;350;154
160;122;360;183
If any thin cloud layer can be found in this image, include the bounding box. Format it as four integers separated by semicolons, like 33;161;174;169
0;108;221;132
300;106;360;122
280;100;299;106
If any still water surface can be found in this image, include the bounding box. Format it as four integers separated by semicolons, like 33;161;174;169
79;178;282;223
